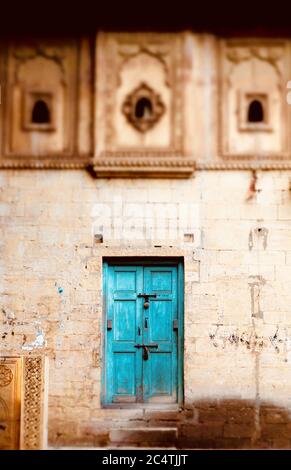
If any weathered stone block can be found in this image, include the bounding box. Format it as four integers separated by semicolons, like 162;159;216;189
223;423;254;438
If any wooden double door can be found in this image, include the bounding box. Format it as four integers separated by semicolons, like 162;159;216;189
103;260;183;405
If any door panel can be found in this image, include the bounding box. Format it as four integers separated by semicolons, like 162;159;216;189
113;352;136;400
143;267;178;403
104;263;181;405
149;353;172;396
113;301;136;341
106;266;143;403
149;301;172;342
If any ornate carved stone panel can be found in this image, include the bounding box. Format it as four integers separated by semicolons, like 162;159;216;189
220;40;289;159
0;357;21;450
0;38;92;167
20;356;46;450
94;32;195;177
122;82;165;133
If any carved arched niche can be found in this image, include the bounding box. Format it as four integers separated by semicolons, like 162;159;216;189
3;41;80;160
94;33;196;177
116;51;170;148
221;41;288;158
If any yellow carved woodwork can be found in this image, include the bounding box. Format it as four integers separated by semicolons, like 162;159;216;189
0;358;21;450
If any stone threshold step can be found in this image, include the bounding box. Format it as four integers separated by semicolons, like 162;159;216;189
109;427;178;446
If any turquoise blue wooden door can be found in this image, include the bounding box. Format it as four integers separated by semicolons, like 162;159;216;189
104;262;182;405
143;266;178;403
106;265;143;403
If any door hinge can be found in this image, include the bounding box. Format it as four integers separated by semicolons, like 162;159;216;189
107;319;112;330
173;319;178;330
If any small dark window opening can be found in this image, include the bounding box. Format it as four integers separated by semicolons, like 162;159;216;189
247;100;264;123
31;100;51;124
135;97;153;120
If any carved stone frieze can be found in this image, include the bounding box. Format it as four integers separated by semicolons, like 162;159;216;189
93;156;196;178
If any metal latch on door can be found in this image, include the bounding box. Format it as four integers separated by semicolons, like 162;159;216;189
134;343;158;360
137;293;157;309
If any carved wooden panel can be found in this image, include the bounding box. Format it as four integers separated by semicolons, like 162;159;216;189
20;356;46;450
0;357;21;450
220;40;289;159
0;356;46;450
94;32;195;177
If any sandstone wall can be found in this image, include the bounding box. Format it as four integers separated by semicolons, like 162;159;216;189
1;169;291;448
